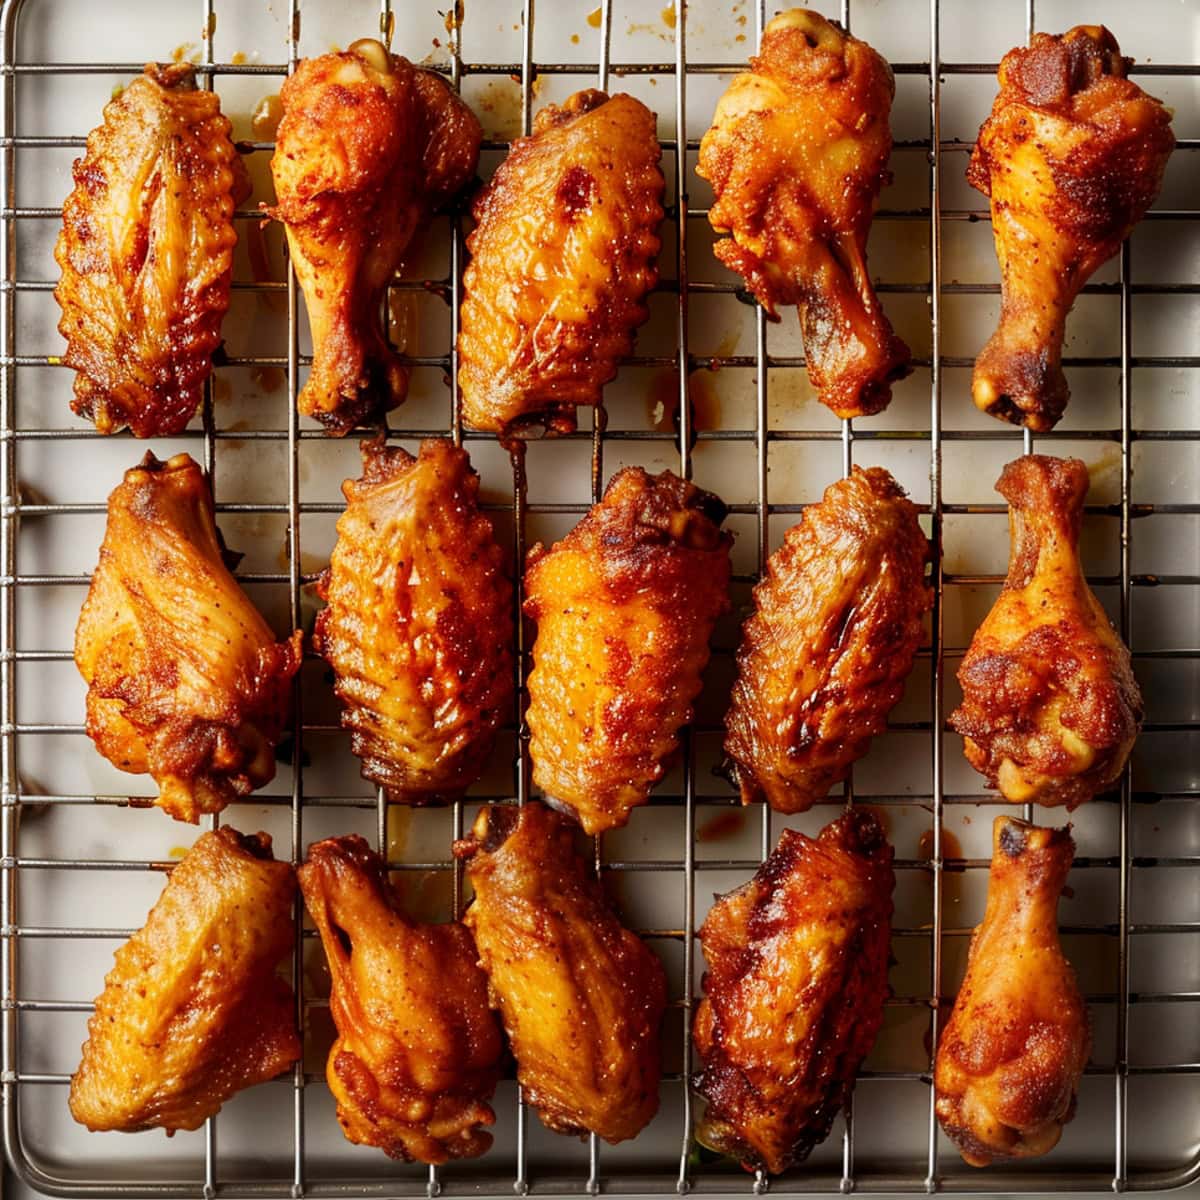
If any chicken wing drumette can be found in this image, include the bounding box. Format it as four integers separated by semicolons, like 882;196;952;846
75;453;302;823
55;63;249;436
698;10;910;418
969;26;1174;430
949;455;1142;808
458;90;664;434
270;40;481;433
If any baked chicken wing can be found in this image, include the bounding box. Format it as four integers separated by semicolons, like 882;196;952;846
313;438;513;802
55;62;249;437
270;40;481;433
935;817;1090;1166
454;802;667;1143
458;90;664;434
694;809;895;1175
725;466;930;813
698;10;910;418
524;468;732;834
298;836;502;1163
70;828;299;1133
949;455;1142;808
968;26;1174;429
75;452;302;823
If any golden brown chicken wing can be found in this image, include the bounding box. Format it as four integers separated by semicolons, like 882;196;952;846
454;802;666;1143
313;438;513;802
725;466;930;813
55;62;249;437
694;809;894;1175
74;452;302;823
69;828;299;1133
458;90;664;434
949;455;1142;808
698;10;910;418
968;26;1174;430
269;40;481;433
935;817;1090;1166
524;468;731;834
297;835;502;1163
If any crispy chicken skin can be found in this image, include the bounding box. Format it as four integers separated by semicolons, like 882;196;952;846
454;802;667;1143
694;809;895;1175
698;10;910;418
74;453;302;823
968;26;1174;430
70;828;299;1133
269;40;481;434
949;455;1142;808
55;63;249;437
313;438;513;803
297;836;502;1164
524;468;732;834
935;817;1090;1166
725;466;930;813
458;90;665;434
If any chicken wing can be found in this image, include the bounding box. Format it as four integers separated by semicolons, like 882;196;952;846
694;809;895;1175
968;26;1174;430
458;90;664;434
454;802;666;1143
725;466;930;813
75;452;302;823
949;454;1142;808
55;62;249;437
297;835;502;1163
935;817;1090;1166
269;40;481;433
698;10;910;418
313;438;513;803
524;467;732;834
70;828;299;1133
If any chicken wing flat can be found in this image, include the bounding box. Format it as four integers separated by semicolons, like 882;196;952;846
725;466;930;813
968;26;1174;430
458;90;665;434
694;809;894;1175
298;836;502;1163
55;62;249;437
454;802;667;1143
270;40;481;433
949;455;1142;808
935;817;1090;1166
75;452;302;823
70;828;299;1133
314;438;513;803
524;467;732;834
698;10;910;418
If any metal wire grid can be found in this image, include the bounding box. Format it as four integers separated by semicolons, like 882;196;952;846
0;0;1194;1195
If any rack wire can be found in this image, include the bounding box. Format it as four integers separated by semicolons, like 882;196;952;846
0;0;1197;1195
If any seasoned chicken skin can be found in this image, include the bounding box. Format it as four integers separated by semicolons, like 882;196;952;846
55;62;249;437
70;828;299;1133
969;26;1174;429
950;455;1142;808
935;817;1090;1166
459;90;664;434
75;453;301;823
694;809;895;1175
270;40;481;433
454;802;667;1143
698;10;910;418
298;836;502;1164
725;466;930;813
525;468;732;834
314;438;513;802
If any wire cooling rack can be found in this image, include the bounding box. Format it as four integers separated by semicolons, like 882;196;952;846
0;0;1197;1195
